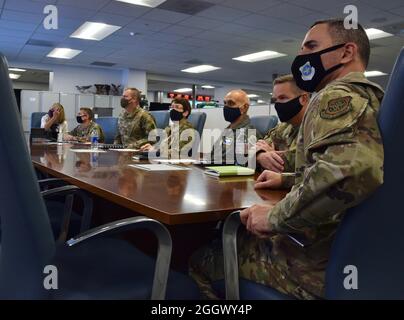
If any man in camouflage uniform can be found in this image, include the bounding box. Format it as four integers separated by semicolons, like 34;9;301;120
114;87;156;149
189;18;384;299
64;107;105;143
256;74;309;174
140;98;196;158
211;89;261;164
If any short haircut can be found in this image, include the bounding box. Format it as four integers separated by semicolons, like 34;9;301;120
80;107;94;120
125;87;141;103
173;98;191;118
273;74;304;95
311;18;370;67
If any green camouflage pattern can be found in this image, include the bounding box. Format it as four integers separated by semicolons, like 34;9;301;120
69;121;105;143
267;72;385;298
114;107;156;148
159;118;195;158
190;72;384;299
211;114;261;162
263;122;300;173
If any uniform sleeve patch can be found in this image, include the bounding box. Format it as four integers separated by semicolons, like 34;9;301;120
320;96;352;119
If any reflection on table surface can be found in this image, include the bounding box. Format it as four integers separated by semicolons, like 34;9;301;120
31;143;287;225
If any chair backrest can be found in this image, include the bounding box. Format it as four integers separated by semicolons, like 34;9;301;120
149;111;169;129
0;53;55;299
31;112;47;128
187;112;206;155
250;115;278;137
188;112;206;139
325;47;404;299
96;117;118;144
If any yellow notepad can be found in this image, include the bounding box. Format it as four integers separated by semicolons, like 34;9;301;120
204;166;255;177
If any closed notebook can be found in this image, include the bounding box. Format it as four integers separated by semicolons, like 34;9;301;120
204;165;255;177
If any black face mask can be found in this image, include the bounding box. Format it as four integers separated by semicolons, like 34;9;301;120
48;110;54;118
223;106;241;123
76;116;84;124
291;43;346;92
274;96;304;122
120;98;130;108
170;109;183;122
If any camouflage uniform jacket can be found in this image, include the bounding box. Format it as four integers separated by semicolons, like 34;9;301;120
159;118;195;158
114;107;156;149
211;114;261;163
266;72;384;298
69;121;105;143
262;122;300;173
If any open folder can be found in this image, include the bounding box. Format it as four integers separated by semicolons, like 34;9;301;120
204;165;255;177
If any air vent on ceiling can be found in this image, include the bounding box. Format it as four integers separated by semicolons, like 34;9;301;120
255;80;272;84
157;0;214;15
183;58;204;64
90;61;116;67
26;39;58;47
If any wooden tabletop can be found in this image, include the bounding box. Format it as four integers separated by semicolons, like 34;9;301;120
31;143;288;225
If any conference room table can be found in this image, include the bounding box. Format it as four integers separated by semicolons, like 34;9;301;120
31;142;288;268
31;142;287;225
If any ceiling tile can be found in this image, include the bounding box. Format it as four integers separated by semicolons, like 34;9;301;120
196;5;250;22
140;8;190;23
261;3;314;19
221;0;281;13
99;1;151;17
177;16;224;30
163;25;205;36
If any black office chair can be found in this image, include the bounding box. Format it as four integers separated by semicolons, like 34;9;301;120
0;53;200;299
220;47;404;300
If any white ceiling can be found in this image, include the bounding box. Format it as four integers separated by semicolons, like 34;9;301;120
1;0;404;89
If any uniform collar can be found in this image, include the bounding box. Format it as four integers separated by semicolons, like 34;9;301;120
229;114;250;129
326;71;384;96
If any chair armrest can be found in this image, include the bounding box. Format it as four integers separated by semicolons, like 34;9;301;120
41;186;93;242
222;211;242;300
38;178;67;190
67;216;172;300
41;185;80;198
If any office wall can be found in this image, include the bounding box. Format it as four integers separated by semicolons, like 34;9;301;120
12;81;49;91
8;61;146;95
50;65;123;93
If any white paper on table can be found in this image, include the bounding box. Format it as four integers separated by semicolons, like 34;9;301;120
69;149;107;153
128;164;190;171
150;158;198;164
109;148;140;152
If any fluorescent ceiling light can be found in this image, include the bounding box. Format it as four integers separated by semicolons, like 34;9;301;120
247;94;259;98
70;22;121;41
115;0;166;7
233;50;287;62
9;73;21;80
174;88;192;93
181;65;221;74
47;48;82;59
257;100;265;103
364;70;388;77
9;68;26;72
365;28;393;40
201;85;215;89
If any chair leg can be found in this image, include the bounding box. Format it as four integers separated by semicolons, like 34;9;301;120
222;211;241;300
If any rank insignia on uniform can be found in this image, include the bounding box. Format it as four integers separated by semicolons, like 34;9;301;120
320;96;352;119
